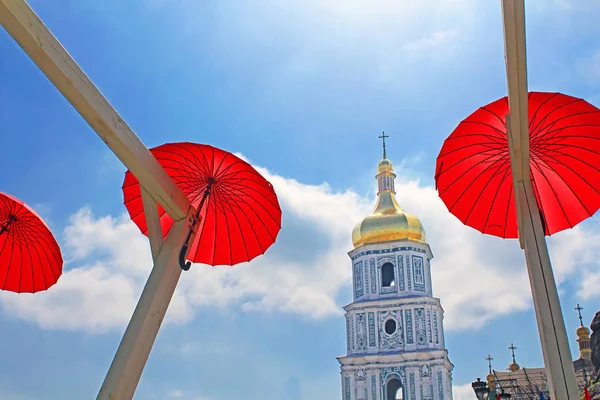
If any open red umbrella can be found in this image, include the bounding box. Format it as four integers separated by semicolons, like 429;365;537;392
0;192;63;292
122;142;281;269
435;92;600;239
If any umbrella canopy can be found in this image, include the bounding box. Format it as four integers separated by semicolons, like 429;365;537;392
0;192;63;292
123;142;282;267
435;92;600;239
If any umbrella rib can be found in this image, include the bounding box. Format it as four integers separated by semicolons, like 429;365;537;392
528;93;561;139
462;153;511;224
531;152;598;216
438;149;510;200
0;229;13;289
213;185;274;248
481;158;514;234
530;97;585;141
216;185;280;236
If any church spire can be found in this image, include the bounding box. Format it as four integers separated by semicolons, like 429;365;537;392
379;131;389;159
575;303;592;360
508;343;520;372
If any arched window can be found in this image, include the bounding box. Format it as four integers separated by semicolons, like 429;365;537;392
386;378;403;400
381;262;395;288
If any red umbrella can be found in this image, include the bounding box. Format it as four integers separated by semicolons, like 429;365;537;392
435;92;600;239
122;142;282;269
0;192;63;292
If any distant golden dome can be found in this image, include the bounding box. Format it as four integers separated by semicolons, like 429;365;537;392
352;157;427;248
577;325;590;337
508;362;520;372
377;158;393;173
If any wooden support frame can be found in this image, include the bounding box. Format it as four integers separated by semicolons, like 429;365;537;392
0;0;191;220
96;218;194;400
502;1;579;398
0;1;199;399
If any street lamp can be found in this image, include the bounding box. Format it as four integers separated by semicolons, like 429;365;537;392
472;378;490;400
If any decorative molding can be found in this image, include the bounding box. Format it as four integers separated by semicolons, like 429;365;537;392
369;258;377;294
355;261;364;298
355;369;367;400
364;261;370;295
345;376;351;400
346;316;351;353
368;312;376;347
357;313;368;351
427;309;432;344
397;255;405;291
437;370;444;400
371;374;377;400
412;255;425;292
406;309;414;345
409;372;416;400
415;308;427;345
380;366;405;394
378;310;404;350
406;255;412;291
433;310;439;345
351;246;427;261
348;299;441;312
351;314;355;351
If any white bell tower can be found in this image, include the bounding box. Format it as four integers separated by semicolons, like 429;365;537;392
338;136;453;400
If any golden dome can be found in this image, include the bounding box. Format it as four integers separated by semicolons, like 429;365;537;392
577;325;590;337
352;157;427;248
508;362;520;372
377;158;393;173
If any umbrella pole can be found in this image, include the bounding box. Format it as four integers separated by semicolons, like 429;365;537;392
96;218;193;400
507;116;579;399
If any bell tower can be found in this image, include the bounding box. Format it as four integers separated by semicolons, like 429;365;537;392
337;137;454;400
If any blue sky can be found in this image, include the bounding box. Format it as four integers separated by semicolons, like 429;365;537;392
1;0;600;399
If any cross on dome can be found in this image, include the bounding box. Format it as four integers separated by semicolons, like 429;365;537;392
378;131;389;159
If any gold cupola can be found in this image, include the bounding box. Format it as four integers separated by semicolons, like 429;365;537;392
508;343;520;372
352;137;427;248
576;304;592;360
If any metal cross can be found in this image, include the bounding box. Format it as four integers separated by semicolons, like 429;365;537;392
378;132;389;159
509;343;517;363
576;304;584;326
486;354;494;374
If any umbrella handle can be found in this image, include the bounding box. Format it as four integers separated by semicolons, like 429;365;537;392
179;244;192;271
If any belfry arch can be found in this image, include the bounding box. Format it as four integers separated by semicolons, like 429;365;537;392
386;378;403;400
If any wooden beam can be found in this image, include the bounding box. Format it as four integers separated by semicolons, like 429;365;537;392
501;0;530;181
0;0;191;220
501;1;579;399
141;187;164;259
96;217;193;400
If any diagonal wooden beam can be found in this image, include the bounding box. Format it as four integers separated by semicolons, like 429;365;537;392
501;0;530;182
501;1;579;399
0;0;191;220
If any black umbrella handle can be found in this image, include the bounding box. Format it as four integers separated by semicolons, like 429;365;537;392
178;178;215;271
179;244;192;271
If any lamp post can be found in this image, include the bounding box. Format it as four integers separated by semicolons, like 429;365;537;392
472;378;490;400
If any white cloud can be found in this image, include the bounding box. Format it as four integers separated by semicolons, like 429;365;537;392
168;390;184;398
403;30;457;52
1;157;598;334
453;383;476;400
